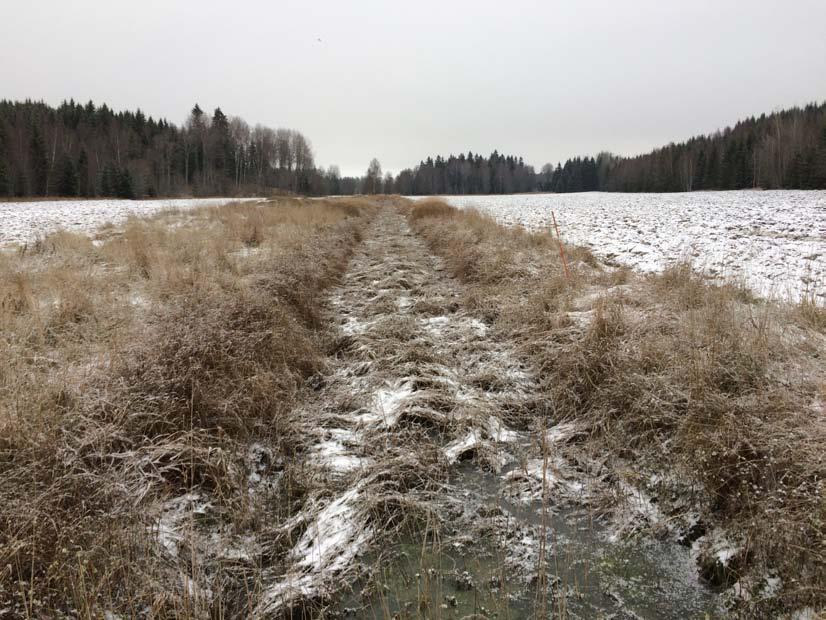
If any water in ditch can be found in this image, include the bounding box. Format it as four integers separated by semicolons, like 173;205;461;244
338;461;723;619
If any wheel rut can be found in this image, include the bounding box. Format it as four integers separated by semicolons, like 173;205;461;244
256;206;722;619
256;207;545;615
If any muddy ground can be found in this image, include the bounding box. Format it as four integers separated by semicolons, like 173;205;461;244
255;206;724;618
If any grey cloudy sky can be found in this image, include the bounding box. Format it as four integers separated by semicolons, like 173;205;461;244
3;0;826;176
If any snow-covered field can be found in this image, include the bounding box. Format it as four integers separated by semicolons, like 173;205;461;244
426;191;826;301
0;197;260;246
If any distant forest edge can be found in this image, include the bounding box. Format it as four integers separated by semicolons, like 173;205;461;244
395;101;826;194
0;99;327;199
1;99;825;199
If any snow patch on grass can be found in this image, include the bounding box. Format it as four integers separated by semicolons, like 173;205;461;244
357;380;415;428
154;493;210;559
308;439;370;473
256;485;371;615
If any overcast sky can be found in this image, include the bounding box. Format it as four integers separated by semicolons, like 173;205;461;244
3;0;826;176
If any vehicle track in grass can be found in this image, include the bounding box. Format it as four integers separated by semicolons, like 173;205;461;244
256;204;537;614
257;204;721;619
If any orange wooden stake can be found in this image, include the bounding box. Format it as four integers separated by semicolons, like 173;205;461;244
551;210;571;280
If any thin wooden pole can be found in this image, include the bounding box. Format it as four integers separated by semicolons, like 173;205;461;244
551;210;571;279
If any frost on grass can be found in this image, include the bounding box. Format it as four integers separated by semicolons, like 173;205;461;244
154;493;209;559
443;430;485;463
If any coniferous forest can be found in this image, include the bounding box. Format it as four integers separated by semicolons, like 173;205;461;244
394;101;826;194
0;99;334;199
539;102;826;193
389;152;538;195
1;99;825;199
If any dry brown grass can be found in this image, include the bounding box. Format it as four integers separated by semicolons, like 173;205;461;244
0;197;374;616
797;292;826;332
407;198;457;222
406;197;826;616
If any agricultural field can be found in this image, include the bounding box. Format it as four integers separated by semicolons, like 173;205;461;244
1;196;824;619
0;198;262;247
425;190;826;302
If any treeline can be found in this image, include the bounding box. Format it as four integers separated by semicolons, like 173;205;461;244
391;152;536;195
331;152;536;196
0;99;334;199
4;98;825;199
542;102;826;192
350;101;826;196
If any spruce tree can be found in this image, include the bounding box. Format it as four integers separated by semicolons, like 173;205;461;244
705;146;720;189
57;154;78;196
0;125;7;196
116;168;134;198
735;142;750;189
813;125;826;189
0;157;9;196
77;149;89;196
212;107;232;183
14;171;26;197
695;150;707;190
29;125;48;195
100;162;117;196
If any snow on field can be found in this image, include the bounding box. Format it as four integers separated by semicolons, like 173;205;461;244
427;190;826;301
0;197;260;246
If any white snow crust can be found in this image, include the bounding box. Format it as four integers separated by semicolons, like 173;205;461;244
1;197;260;245
418;190;826;301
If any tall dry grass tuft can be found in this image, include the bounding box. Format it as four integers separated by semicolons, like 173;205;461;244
408;198;457;221
0;197;373;616
123;220;159;279
406;197;826;615
0;270;36;319
797;292;826;332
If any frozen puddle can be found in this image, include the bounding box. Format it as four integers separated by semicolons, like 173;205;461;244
344;459;723;619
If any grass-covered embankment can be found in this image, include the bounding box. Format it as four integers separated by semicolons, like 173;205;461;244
0;197;374;616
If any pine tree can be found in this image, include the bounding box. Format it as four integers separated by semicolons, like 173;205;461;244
57;154;78;196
